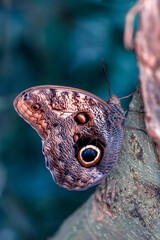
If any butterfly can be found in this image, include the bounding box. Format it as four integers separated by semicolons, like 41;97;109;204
13;80;128;191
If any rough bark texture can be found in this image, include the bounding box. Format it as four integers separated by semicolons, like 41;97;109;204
50;84;160;240
124;0;160;157
50;1;160;239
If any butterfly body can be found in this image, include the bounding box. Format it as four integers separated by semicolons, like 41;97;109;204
14;85;125;190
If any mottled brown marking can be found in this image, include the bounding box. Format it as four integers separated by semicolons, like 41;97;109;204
73;134;80;142
13;85;125;190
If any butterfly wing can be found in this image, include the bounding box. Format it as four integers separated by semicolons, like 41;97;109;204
14;85;124;190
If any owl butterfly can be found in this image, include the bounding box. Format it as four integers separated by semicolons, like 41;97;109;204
14;79;127;191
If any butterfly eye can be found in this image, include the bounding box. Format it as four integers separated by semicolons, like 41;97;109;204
74;112;90;124
31;103;41;111
77;145;102;167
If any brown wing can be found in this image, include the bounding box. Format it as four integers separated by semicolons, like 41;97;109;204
14;85;125;190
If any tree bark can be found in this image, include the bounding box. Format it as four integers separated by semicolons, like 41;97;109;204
50;83;160;240
124;0;160;158
50;1;160;239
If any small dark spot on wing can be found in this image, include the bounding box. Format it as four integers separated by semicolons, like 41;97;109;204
88;97;97;106
59;143;63;155
61;132;67;140
23;94;29;101
50;89;57;97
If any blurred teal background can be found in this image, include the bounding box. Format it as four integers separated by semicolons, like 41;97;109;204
0;0;138;239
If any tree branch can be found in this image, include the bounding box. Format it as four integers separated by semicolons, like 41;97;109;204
124;0;160;158
50;1;160;239
51;83;160;240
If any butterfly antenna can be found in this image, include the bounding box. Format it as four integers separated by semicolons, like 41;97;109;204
102;58;111;98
